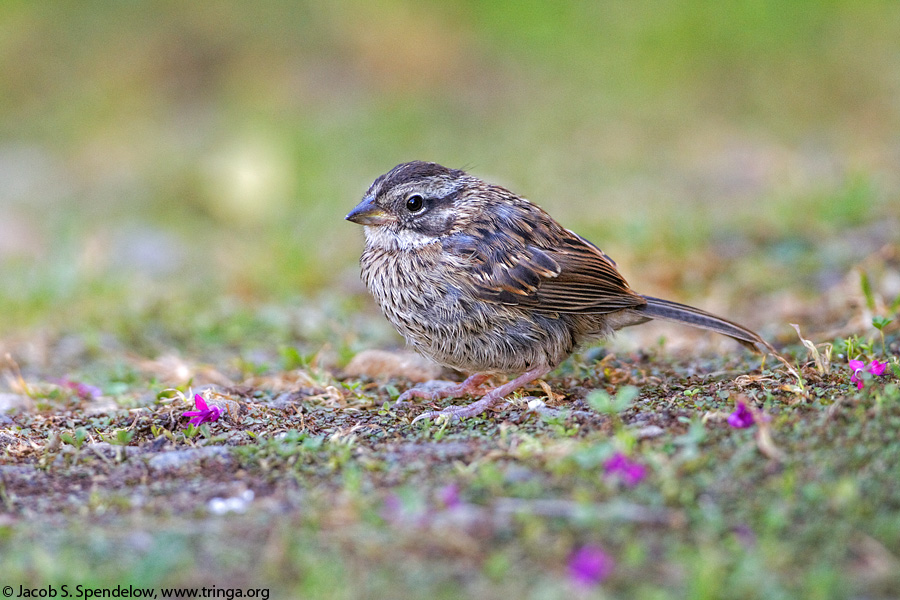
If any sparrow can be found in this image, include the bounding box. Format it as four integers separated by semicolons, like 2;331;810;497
346;161;774;423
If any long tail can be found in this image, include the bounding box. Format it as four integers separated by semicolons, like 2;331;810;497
636;295;775;354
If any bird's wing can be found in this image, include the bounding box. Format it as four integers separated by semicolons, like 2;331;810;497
441;204;646;315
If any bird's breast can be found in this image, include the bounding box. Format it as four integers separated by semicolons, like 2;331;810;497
359;243;579;374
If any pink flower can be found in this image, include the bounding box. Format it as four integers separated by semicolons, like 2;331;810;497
57;379;102;399
727;400;755;429
849;359;866;390
850;359;890;389
437;484;462;509
868;360;888;376
603;452;646;487
183;394;221;427
568;545;614;587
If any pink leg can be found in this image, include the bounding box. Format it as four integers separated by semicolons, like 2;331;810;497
395;373;491;406
411;366;551;424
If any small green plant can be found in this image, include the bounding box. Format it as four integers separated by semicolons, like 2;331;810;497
341;380;362;392
279;345;309;370
872;315;894;355
104;429;134;446
432;416;451;441
871;315;892;329
838;335;874;361
59;427;88;449
149;424;175;440
859;269;876;312
540;409;577;437
587;386;638;415
586;386;638;431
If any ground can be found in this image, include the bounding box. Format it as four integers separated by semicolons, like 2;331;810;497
1;249;898;598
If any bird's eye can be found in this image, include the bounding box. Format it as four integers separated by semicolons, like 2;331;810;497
405;194;425;213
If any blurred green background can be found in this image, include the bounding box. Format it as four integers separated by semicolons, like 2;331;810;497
2;0;899;338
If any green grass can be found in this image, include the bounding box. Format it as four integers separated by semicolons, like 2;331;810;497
2;335;900;598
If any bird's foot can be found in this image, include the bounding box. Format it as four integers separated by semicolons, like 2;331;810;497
410;395;500;424
409;366;551;425
395;373;491;406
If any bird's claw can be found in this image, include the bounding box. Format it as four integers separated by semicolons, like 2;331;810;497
410;396;500;425
410;409;460;425
406;368;551;425
395;380;460;407
395;374;491;407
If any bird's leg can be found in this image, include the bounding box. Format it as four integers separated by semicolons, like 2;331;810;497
410;366;551;424
395;373;492;406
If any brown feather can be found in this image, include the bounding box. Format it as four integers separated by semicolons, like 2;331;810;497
443;198;646;315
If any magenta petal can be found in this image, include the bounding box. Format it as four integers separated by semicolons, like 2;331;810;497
193;394;209;411
603;452;646;487
58;379;102;399
603;453;627;472
622;463;647;487
568;545;614;587
437;484;462;509
727;401;755;428
868;360;887;376
848;359;865;371
183;395;221;427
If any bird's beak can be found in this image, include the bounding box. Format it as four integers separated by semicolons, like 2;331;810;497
345;195;391;226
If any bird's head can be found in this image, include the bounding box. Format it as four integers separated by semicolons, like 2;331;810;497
346;161;485;250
